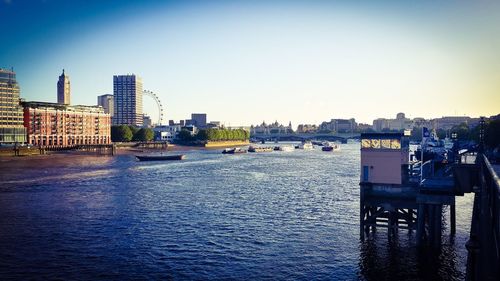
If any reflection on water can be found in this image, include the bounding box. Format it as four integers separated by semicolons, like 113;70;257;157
0;144;472;280
359;228;468;281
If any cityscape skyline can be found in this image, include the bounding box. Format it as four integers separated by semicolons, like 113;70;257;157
1;0;499;125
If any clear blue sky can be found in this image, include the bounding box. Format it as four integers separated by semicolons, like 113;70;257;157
1;0;499;125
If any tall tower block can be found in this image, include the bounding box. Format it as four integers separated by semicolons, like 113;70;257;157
57;69;70;105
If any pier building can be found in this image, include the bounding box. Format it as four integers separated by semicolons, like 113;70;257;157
359;133;421;238
0;68;26;144
359;127;500;280
22;101;111;146
359;132;462;243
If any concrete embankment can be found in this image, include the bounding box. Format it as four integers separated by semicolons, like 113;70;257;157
204;141;250;148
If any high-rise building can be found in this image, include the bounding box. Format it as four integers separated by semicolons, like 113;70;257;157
143;115;152;128
191;113;207;128
57;69;70;105
0;68;26;144
113;75;143;126
97;94;114;117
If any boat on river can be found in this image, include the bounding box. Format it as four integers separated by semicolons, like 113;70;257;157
297;141;314;150
312;141;324;146
222;147;247;154
278;145;295;152
248;146;274;153
322;142;340;152
136;154;185;161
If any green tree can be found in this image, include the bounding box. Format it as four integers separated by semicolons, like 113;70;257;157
212;130;219;141
145;128;154;141
197;129;208;141
129;125;139;136
111;125;133;142
450;123;470;140
206;128;216;140
133;128;154;141
221;130;228;140
485;120;500;148
177;129;193;142
436;129;447;139
235;129;243;140
199;128;249;141
409;127;422;142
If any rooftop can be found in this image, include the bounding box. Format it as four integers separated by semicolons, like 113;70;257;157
21;101;107;114
361;132;404;139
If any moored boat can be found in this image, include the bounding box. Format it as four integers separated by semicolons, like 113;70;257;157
248;146;274;153
278;145;295;152
297;141;314;150
322;142;340;152
311;141;324;146
136;154;185;161
222;148;247;154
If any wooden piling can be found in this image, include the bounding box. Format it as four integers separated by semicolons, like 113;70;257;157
360;186;365;240
417;204;425;245
450;204;456;235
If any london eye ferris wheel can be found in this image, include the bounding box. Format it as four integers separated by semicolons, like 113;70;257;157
142;89;164;125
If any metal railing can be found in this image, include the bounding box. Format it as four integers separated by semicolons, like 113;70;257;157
466;154;500;281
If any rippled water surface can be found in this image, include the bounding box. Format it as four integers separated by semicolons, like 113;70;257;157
0;143;473;280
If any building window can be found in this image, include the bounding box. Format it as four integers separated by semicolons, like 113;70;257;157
391;139;401;149
361;138;402;150
371;139;380;149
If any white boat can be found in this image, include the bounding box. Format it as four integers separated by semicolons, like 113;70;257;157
297;141;314;150
279;145;295;152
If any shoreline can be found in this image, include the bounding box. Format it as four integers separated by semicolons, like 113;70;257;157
0;143;252;161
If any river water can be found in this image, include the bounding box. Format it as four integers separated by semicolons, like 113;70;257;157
0;143;473;280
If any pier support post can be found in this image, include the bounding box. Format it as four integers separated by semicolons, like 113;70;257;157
407;209;413;231
360;187;365;240
370;207;377;232
417;204;426;245
428;205;435;246
433;205;442;248
450;204;456;235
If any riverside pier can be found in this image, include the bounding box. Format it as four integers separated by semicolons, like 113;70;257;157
359;128;500;280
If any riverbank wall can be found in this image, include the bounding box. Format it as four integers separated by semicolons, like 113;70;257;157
204;140;250;148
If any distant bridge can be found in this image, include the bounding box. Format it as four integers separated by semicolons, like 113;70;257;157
250;133;361;142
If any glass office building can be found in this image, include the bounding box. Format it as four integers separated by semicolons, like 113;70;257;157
0;68;26;144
